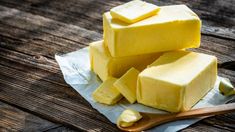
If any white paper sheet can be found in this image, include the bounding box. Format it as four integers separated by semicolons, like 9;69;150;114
55;47;233;132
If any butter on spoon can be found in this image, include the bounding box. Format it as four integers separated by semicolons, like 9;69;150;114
117;109;142;127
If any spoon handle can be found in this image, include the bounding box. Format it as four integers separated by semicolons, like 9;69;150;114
174;103;235;120
145;103;235;131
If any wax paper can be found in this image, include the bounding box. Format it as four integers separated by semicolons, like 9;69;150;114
55;47;233;132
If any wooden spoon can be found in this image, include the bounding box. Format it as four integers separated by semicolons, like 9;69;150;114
117;103;235;131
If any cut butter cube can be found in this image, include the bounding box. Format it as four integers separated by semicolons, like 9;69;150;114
219;78;235;96
92;77;122;105
90;40;163;81
110;0;160;24
137;51;217;112
117;109;142;127
114;68;139;103
104;5;201;57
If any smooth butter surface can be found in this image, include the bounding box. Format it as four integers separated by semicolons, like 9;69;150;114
137;51;217;112
114;68;140;103
104;5;201;57
90;40;162;81
92;77;122;105
110;0;160;24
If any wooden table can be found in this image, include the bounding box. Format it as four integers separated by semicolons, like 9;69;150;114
0;0;234;131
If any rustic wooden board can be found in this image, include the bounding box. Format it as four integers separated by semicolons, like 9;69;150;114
0;0;234;131
0;101;60;131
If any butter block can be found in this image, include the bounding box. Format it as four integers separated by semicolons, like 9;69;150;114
110;0;160;24
104;5;201;57
90;40;162;81
92;77;123;105
114;68;140;103
137;51;217;112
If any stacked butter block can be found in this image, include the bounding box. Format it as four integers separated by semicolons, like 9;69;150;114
103;4;201;57
90;0;217;112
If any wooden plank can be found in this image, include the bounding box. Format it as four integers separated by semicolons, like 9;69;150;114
0;101;60;132
0;63;88;106
0;78;119;131
43;126;76;132
218;69;235;84
181;123;232;132
0;0;105;33
0;46;117;132
0;24;84;58
0;4;101;43
0;0;234;39
0;61;119;131
182;99;235;132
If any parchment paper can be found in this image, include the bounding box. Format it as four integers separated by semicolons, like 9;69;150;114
55;47;233;132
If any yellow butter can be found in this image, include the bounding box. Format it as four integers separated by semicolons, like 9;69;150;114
137;51;217;112
110;0;160;24
117;109;142;127
104;5;201;57
114;68;140;103
92;77;122;105
90;40;162;81
219;78;235;96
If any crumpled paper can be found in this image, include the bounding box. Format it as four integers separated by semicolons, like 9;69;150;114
55;47;233;132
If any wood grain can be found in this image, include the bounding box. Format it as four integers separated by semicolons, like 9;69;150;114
0;0;234;39
0;0;234;131
0;101;60;132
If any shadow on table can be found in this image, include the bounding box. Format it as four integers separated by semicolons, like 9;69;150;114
27;71;119;131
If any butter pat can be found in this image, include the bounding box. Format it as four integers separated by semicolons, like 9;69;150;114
104;5;201;57
110;0;160;23
219;78;235;96
137;51;217;112
114;68;140;103
117;109;142;127
90;40;162;81
92;77;122;105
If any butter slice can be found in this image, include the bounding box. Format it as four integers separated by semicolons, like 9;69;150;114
117;109;142;127
219;78;235;96
92;77;122;105
137;51;217;112
114;68;140;103
110;0;160;23
90;40;162;81
104;5;201;57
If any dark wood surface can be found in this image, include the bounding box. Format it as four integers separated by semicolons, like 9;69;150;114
0;0;234;131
